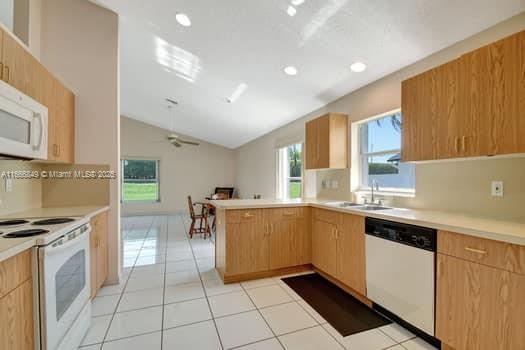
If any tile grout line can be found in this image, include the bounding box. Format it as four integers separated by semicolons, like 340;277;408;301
96;216;154;347
159;215;169;350
239;283;287;350
183;214;226;350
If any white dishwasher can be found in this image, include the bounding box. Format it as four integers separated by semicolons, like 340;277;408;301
365;218;436;336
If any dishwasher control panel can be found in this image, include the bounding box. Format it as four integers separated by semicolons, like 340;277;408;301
365;218;437;251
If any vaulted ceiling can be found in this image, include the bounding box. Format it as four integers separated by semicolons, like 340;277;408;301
95;0;525;148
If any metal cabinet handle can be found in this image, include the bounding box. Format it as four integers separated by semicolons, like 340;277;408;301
454;137;460;153
243;212;254;218
465;247;487;255
461;136;467;152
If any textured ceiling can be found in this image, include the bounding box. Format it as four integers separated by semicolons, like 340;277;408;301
95;0;525;148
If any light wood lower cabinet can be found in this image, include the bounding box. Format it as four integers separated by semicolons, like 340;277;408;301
312;211;339;276
90;211;109;298
219;207;311;280
225;209;269;275
436;231;525;350
267;207;311;270
0;250;34;350
312;208;366;295
436;254;525;350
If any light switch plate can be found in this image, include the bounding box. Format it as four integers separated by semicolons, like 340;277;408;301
491;181;504;197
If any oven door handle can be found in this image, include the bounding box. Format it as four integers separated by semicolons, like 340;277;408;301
45;230;90;256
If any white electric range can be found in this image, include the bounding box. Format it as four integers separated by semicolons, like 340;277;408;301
0;217;92;350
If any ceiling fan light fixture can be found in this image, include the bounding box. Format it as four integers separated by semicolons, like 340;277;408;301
284;66;298;76
227;83;248;103
175;13;192;27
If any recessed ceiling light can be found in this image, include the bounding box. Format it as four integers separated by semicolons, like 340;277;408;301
175;13;191;27
227;83;248;103
287;6;297;16
284;66;298;76
292;0;305;5
350;62;367;73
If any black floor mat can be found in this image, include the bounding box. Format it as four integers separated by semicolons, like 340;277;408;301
282;273;391;337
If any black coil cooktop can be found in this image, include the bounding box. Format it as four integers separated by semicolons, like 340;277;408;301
3;229;50;238
0;220;30;226
32;218;75;226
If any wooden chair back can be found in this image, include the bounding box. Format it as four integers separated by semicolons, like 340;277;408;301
187;196;196;218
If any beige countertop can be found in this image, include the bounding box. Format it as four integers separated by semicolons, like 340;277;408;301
209;198;525;246
0;205;110;262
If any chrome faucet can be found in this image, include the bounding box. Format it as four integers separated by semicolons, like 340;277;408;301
371;179;379;205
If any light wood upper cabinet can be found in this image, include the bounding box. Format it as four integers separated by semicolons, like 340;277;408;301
52;79;75;163
305;113;349;169
0;26;75;163
90;212;109;298
436;254;525;350
402;30;525;161
336;214;366;295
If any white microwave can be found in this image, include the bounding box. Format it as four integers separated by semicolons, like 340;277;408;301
0;80;48;160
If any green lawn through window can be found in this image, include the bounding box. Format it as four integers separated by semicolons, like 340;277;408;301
123;182;159;201
289;182;302;199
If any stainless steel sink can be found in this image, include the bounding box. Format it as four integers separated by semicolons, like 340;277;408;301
325;201;363;208
358;205;391;211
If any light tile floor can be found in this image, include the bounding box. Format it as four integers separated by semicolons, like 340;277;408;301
80;215;437;350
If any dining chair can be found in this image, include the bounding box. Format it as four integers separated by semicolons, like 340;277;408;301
187;196;211;239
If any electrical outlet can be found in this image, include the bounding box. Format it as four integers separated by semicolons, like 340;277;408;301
491;181;504;197
4;178;13;193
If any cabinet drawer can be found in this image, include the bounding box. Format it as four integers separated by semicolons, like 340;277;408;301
0;249;32;298
267;207;306;220
313;208;342;225
438;230;525;275
226;209;263;223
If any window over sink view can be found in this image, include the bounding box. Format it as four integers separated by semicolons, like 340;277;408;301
358;110;415;193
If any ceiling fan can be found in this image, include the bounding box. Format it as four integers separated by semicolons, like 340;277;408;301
163;99;200;148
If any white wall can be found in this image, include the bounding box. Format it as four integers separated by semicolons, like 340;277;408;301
121;117;236;215
40;0;121;283
235;12;525;223
0;0;14;31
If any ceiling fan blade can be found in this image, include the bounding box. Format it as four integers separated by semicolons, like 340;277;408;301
178;140;200;146
171;140;182;147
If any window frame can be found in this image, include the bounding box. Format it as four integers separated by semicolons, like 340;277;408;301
356;110;415;195
276;143;304;200
121;158;161;203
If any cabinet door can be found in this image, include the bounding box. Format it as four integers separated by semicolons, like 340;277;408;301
402;60;457;161
0;280;34;350
226;220;269;275
336;214;366;295
436;254;525;350
54;80;75;163
312;217;337;276
1;30;38;97
305;118;318;169
268;208;311;269
460;32;523;157
316;115;330;169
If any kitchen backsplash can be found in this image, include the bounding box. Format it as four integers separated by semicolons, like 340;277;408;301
317;156;525;223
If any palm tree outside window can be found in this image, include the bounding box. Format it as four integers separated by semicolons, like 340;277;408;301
277;143;303;199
